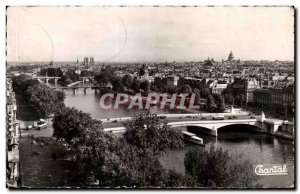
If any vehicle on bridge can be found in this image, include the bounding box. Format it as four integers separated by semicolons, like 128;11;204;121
158;115;166;119
212;115;225;120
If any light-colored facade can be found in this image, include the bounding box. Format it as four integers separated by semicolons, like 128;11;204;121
6;78;20;187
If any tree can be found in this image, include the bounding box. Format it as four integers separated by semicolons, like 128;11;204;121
207;94;217;112
201;88;211;98
111;76;124;91
167;86;178;94
65;69;79;82
194;88;201;105
94;67;115;85
224;93;234;105
26;84;65;118
123;112;183;157
150;84;158;92
53;109;189;187
131;78;140;92
213;93;226;112
180;84;192;94
52;107;102;143
60;75;72;85
234;94;241;105
80;70;94;77
240;94;246;106
140;80;150;91
184;146;258;188
12;74;33;93
38;68;63;77
12;75;65;117
122;74;133;88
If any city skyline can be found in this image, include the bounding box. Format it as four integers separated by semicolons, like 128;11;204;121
7;6;294;63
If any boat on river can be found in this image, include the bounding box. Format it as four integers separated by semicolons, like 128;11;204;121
181;131;204;146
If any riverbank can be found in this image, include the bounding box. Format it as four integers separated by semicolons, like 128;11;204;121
14;86;90;188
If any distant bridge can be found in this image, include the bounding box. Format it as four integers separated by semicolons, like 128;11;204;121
102;112;294;137
35;76;94;85
48;85;112;94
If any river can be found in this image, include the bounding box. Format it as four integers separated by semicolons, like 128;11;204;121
62;87;295;188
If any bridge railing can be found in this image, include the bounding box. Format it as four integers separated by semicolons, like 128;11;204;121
99;112;250;124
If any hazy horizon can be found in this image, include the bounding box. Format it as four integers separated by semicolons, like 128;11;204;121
6;6;294;63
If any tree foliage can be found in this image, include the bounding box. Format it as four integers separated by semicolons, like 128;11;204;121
140;80;150;91
52;109;188;187
131;78;140;92
80;70;94;77
94;67;115;85
52;107;102;143
123;112;183;157
12;75;65;118
39;68;63;77
181;84;192;94
207;94;218;112
213;93;226;112
122;74;133;88
184;146;258;188
111;76;124;91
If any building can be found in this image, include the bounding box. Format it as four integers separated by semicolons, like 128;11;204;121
229;78;260;103
89;57;94;66
166;76;179;87
253;84;294;116
178;77;202;89
83;57;94;68
271;85;294;114
222;51;240;65
198;78;217;89
83;57;89;66
154;76;179;88
6;79;20;187
228;51;234;61
253;89;272;108
211;80;228;94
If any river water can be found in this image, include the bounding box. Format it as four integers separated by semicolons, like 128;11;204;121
62;87;295;188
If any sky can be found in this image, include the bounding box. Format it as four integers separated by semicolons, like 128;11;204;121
6;6;294;63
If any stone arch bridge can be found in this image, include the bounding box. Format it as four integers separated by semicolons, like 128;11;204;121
103;113;292;137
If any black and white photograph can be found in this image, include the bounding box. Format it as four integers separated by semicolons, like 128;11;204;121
5;5;295;189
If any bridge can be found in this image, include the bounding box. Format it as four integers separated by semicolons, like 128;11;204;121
35;76;94;85
102;111;294;137
48;84;112;94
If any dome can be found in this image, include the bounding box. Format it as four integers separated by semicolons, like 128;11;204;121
228;51;234;61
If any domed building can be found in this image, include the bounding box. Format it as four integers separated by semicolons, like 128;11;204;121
223;51;240;64
228;51;234;61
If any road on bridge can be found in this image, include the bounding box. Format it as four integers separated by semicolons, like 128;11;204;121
101;114;258;130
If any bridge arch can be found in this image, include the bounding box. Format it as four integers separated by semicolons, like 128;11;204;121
169;124;217;136
217;124;262;133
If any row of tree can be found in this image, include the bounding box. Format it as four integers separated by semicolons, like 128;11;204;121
151;81;226;112
12;74;65;118
52;109;258;188
94;67;150;92
94;68;226;113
